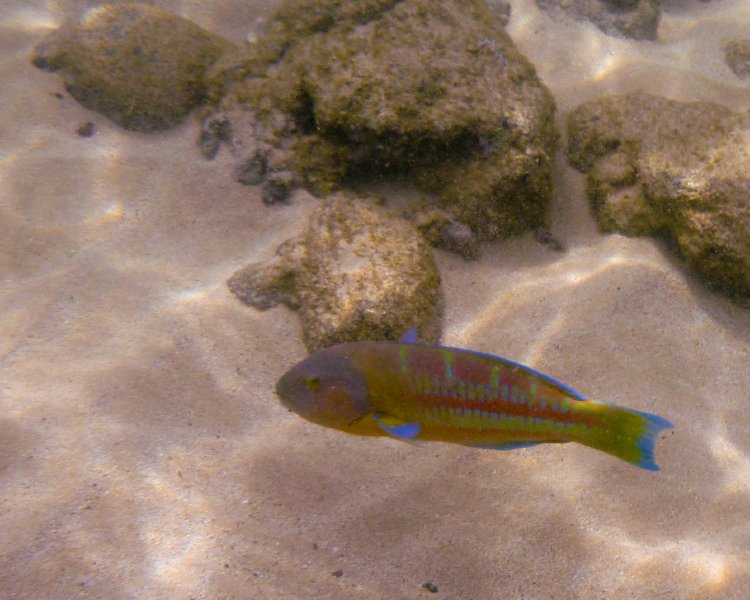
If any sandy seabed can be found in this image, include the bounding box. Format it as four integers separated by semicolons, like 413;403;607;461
1;1;750;598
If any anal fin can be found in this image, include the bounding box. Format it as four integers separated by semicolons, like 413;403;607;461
475;442;541;451
473;441;569;451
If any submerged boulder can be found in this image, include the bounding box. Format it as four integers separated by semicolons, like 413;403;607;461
32;3;234;131
535;0;660;40
228;196;442;350
567;91;750;299
724;39;750;80
202;0;557;252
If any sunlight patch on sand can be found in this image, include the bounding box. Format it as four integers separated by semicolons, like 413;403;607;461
583;527;739;596
0;7;57;31
83;201;124;226
708;424;750;495
140;464;214;590
521;310;567;368
170;285;215;305
454;239;674;362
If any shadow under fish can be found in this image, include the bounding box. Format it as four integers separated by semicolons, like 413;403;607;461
275;330;672;471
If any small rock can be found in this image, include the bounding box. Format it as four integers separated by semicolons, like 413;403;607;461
198;113;232;159
228;196;442;350
567;91;750;299
724;39;750;80
605;0;640;8
236;155;267;186
228;261;300;311
533;228;565;252
486;0;512;26
261;172;295;205
415;209;479;259
76;121;95;137
536;0;660;40
32;3;235;131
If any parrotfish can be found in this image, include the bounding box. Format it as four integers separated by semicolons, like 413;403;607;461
275;331;672;470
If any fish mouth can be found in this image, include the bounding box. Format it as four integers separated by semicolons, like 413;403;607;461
274;371;296;407
274;376;285;398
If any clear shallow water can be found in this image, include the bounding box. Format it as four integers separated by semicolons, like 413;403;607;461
1;1;749;598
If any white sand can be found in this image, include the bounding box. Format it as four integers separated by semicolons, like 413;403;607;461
1;1;749;598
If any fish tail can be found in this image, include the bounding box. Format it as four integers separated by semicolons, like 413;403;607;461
572;400;673;471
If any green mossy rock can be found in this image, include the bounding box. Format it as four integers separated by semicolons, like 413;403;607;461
228;196;442;351
33;3;235;131
203;0;557;251
568;91;750;298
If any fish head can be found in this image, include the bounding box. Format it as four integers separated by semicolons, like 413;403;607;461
275;347;371;430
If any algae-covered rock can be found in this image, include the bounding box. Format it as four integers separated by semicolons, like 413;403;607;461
535;0;660;40
487;0;512;27
413;209;480;259
568;91;750;298
32;3;235;131
202;0;557;250
228;196;442;350
724;39;750;80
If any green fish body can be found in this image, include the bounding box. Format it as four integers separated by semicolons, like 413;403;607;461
275;338;672;470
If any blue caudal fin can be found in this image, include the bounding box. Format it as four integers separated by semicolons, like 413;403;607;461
582;401;673;471
632;409;673;471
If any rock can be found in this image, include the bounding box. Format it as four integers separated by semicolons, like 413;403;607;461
724;39;750;80
567;91;750;298
228;260;301;311
76;121;95;137
486;0;512;26
535;0;660;40
532;228;565;252
261;171;296;205
32;3;235;131
604;0;640;7
228;196;442;350
414;209;479;259
202;0;557;252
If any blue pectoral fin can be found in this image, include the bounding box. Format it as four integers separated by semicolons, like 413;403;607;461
376;415;421;439
400;327;418;344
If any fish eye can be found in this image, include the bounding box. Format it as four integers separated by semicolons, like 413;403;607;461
306;376;321;390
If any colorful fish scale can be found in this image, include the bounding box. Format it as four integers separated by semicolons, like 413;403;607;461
360;343;595;441
276;339;673;469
